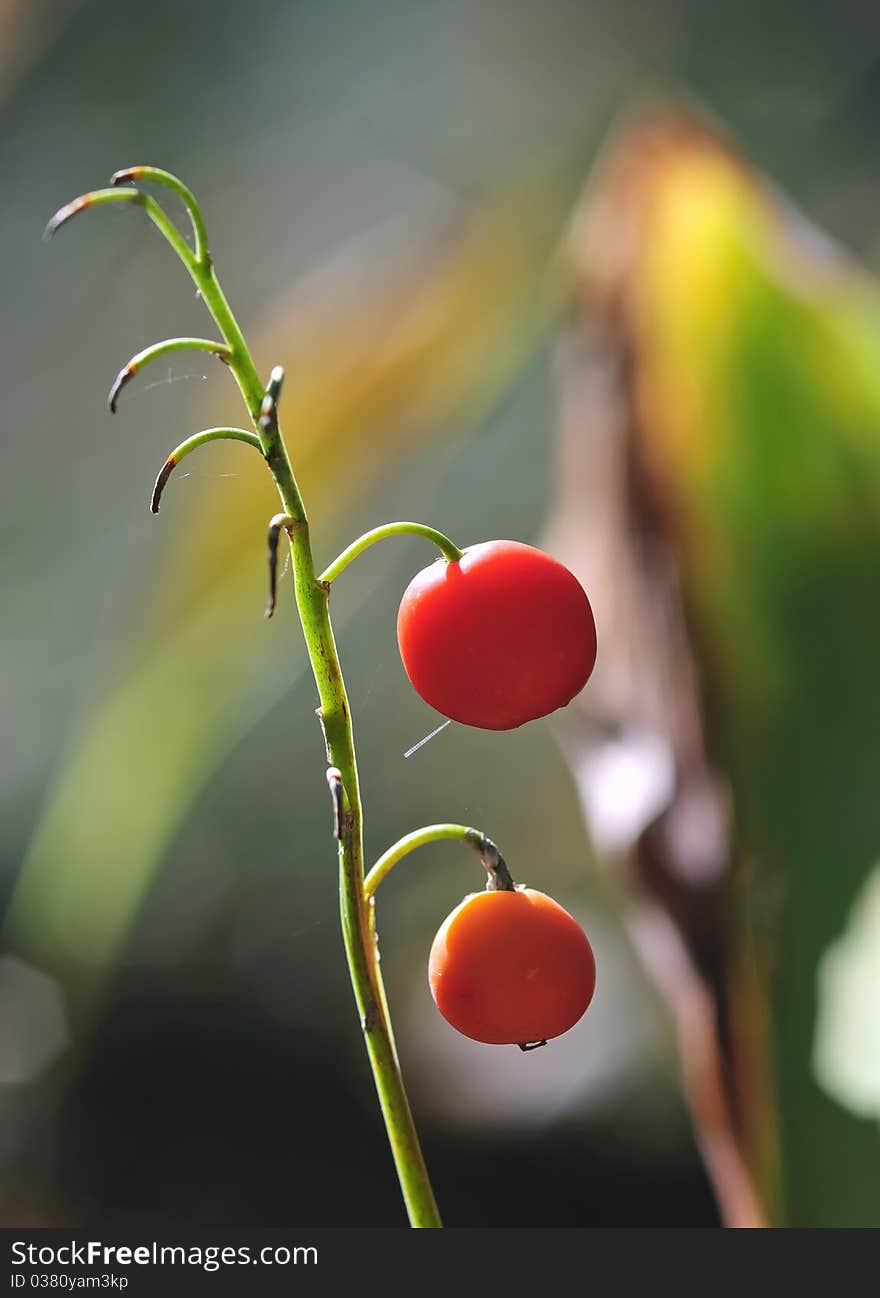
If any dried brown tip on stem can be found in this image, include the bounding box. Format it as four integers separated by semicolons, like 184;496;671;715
265;513;296;619
110;167;145;186
265;526;281;619
150;455;177;515
468;832;516;892
259;367;286;433
108;363;136;414
110;345;231;413
326;767;344;840
259;398;275;436
44;187;146;241
517;1040;547;1052
43;195;92;241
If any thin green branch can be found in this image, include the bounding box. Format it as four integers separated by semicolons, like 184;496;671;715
150;427;263;514
365;825;483;898
109;337;232;413
365;825;514;899
111;165;210;264
44;186;195;270
49;168;444;1229
255;373;441;1227
44;186;146;239
320;522;463;585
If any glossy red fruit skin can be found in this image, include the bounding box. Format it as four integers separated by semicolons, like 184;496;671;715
428;887;596;1046
396;540;597;730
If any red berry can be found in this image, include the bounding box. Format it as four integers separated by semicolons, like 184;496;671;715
396;540;596;730
429;887;596;1046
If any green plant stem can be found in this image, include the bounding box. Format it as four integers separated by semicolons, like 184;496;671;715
150;427;263;514
177;212;442;1227
319;522;463;585
365;824;484;898
48;174;444;1225
111;165;209;262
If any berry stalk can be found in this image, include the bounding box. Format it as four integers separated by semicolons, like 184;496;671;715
46;171;441;1228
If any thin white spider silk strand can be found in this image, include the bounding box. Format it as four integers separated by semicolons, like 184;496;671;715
404;719;451;758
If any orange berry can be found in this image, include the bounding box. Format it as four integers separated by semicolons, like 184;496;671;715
428;887;596;1046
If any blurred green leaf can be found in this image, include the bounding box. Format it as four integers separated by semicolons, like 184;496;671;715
569;113;880;1225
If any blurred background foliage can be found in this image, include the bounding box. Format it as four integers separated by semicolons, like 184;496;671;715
2;0;880;1227
557;115;880;1226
